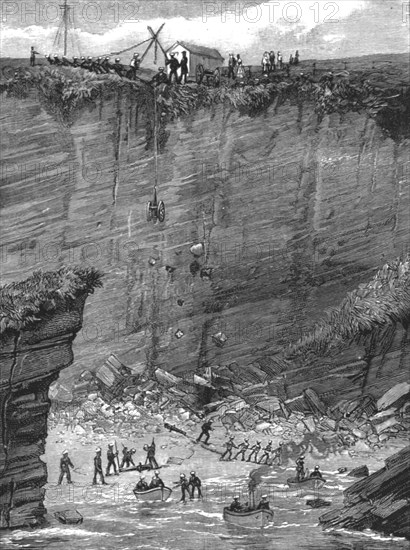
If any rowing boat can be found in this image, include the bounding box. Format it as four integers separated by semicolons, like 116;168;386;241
287;477;326;491
223;507;274;528
133;486;172;501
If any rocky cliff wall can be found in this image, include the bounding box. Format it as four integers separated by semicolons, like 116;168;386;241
0;271;98;529
1;77;409;406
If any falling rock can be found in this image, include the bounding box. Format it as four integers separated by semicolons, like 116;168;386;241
255;421;271;432
190;243;205;257
348;465;369;478
377;382;410;411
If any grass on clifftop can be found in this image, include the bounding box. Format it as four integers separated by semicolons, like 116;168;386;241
0;266;103;334
287;255;410;359
1;64;409;141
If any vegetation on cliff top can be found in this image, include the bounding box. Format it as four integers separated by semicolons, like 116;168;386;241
0;266;103;334
1;64;408;141
287;255;410;359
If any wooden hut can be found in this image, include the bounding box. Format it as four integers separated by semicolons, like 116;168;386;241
165;41;224;80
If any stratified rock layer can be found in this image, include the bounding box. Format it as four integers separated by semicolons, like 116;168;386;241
0;294;88;528
320;445;410;539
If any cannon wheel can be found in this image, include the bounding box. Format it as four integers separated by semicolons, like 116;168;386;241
213;67;221;87
146;202;153;222
157;201;166;223
196;64;204;84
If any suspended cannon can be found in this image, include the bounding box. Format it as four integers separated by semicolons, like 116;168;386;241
195;64;221;87
146;186;165;223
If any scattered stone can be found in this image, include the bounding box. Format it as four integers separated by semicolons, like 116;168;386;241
175;329;184;339
348;465;369;478
375;417;398;434
148;258;156;266
212;332;228;347
377;382;410;411
302;416;316;433
338;467;348;473
352;429;367;439
74;425;86;435
200;267;213;280
371;408;398;422
177;299;184;306
255;421;271;432
368;434;379;444
306;498;331;508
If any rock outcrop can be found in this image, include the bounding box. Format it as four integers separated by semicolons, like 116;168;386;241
320;445;410;540
0;268;101;528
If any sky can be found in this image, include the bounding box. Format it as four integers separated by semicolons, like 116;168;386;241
0;0;408;62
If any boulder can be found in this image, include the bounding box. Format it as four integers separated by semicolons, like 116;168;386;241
348;465;369;478
302;416;316;433
374;416;398;434
377;382;410;411
74;425;86;435
255;421;271;432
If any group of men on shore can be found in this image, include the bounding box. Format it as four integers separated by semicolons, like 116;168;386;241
57;439;159;486
220;437;284;465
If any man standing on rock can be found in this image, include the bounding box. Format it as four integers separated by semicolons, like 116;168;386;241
93;448;107;485
247;441;262;462
58;450;74;485
259;441;273;464
296;455;306;481
106;443;119;476
145;438;159;469
221;436;236;461
196;419;213;445
188;471;202;499
233;438;250;461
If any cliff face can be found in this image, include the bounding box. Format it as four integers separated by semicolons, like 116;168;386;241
1;75;409;406
0;270;98;529
320;445;410;539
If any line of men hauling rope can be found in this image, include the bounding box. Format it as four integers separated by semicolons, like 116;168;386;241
40;49;185;85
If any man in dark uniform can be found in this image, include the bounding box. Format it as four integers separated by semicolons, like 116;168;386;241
259;441;273;464
233;438;249;461
93;57;104;73
72;56;80;67
79;56;87;69
53;54;62;66
294;50;300;65
196;419;213;444
270;442;284;465
188;471;202;499
179;51;188;84
113;58;125;77
247;441;261;462
45;54;54;65
149;470;165;488
166;53;179;84
176;473;191;502
221;436;236;461
135;476;149;491
296;455;305;481
256;494;270;510
145;438;159;469
151;67;168;86
309;465;323;479
93;448;106;485
106;443;119;476
30;46;40;67
229;496;242;512
227;54;237;79
101;57;111;73
61;55;71;67
58;450;74;484
269;50;275;72
129;53;140;79
120;447;136;469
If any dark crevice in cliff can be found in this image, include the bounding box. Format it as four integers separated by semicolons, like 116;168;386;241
0;331;20;479
112;89;123;205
